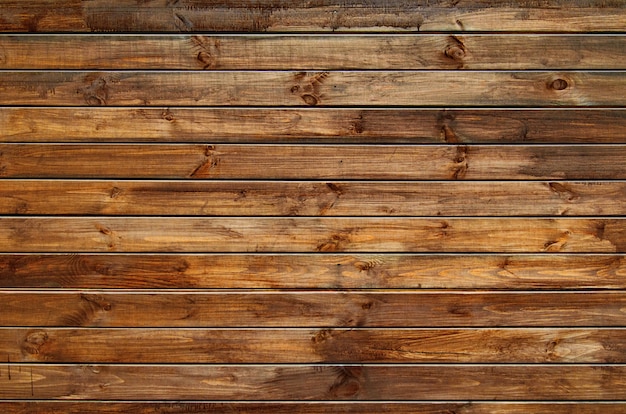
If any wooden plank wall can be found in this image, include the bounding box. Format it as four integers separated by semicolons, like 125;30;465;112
1;0;626;412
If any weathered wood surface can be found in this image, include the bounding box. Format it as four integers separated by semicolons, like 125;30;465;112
0;71;624;107
2;144;625;180
1;0;624;409
1;0;625;33
1;217;624;253
4;328;626;363
2;254;625;290
1;364;626;400
3;35;626;70
3;108;626;144
2;181;625;216
2;291;626;327
2;402;626;414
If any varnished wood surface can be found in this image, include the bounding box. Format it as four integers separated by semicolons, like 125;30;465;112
2;35;626;70
2;402;626;414
3;108;626;144
1;0;625;33
0;71;624;107
2;144;625;180
1;181;625;216
3;327;626;363
1;217;624;253
1;364;626;400
2;291;626;327
2;253;625;290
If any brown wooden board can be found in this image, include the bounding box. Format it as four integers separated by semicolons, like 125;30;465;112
0;217;624;253
2;35;626;70
1;402;626;414
3;108;626;144
1;144;625;180
1;364;626;400
2;253;625;290
1;180;625;216
3;328;626;364
1;0;625;33
0;71;624;107
1;291;626;327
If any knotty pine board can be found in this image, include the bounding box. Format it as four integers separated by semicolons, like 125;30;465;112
1;253;625;290
0;217;624;252
2;108;625;143
1;402;626;414
0;71;624;107
1;180;624;216
1;0;625;32
1;364;626;400
2;291;626;327
1;144;625;180
2;35;625;70
3;327;626;363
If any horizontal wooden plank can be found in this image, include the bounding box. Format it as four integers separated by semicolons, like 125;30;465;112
1;291;625;327
1;0;625;33
2;35;626;70
1;402;626;414
1;181;625;216
0;218;624;253
4;328;626;364
2;402;626;414
2;254;626;290
1;145;625;180
3;108;626;144
0;71;624;107
1;364;625;400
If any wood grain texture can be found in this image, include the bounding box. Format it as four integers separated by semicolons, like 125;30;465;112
2;144;625;180
1;180;625;216
1;0;625;33
0;71;624;107
2;402;626;414
1;291;626;328
3;328;626;363
1;0;624;408
3;108;626;144
2;253;626;290
2;35;626;70
1;364;626;400
1;217;624;253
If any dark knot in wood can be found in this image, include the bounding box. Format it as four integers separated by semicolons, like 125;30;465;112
550;78;568;90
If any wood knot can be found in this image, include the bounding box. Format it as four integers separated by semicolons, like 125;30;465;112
291;72;328;106
549;78;568;90
444;44;466;60
311;328;334;344
450;146;469;179
316;233;351;252
80;293;112;311
161;109;175;122
444;36;466;65
22;331;49;356
192;36;221;69
301;94;318;106
350;114;364;134
109;186;123;199
81;76;110;106
328;367;363;398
